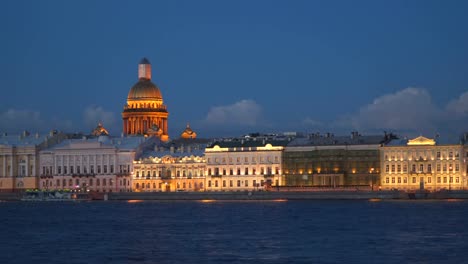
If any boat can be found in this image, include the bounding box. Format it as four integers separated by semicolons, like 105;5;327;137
21;190;91;201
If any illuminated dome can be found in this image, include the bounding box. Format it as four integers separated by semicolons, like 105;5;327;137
181;123;197;139
127;79;163;100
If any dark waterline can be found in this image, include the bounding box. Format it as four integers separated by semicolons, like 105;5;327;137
1;200;466;264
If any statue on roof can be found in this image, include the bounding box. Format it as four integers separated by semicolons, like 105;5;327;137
91;122;109;136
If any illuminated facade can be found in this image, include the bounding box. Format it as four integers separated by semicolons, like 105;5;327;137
204;139;286;191
39;134;144;192
0;131;67;192
380;136;466;190
122;58;169;141
282;132;393;188
132;139;208;192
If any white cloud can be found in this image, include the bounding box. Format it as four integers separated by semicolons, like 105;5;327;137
205;99;262;126
343;87;441;133
83;105;116;130
0;109;44;132
446;91;468;117
302;117;323;127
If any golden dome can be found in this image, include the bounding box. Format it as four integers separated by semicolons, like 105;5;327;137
181;123;197;139
127;79;163;100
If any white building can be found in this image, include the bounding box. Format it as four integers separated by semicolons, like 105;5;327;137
204;139;287;191
39;135;145;192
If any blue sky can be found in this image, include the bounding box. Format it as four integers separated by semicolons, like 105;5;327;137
1;0;467;138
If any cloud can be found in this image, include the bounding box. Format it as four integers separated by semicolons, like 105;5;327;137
302;117;323;128
83;105;117;130
0;109;75;133
0;109;44;132
204;99;262;126
344;87;441;133
446;91;468;117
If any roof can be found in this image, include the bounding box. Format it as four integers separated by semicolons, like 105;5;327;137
207;139;289;148
127;79;162;100
384;135;463;147
43;135;146;151
287;135;388;147
0;133;49;147
139;57;151;65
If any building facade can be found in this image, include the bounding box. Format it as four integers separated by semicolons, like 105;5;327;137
122;58;169;141
132;138;208;192
0;131;66;192
39;135;144;192
283;132;392;188
204;139;287;191
380;136;466;190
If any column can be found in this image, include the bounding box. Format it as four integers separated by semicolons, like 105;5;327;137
3;155;6;177
25;155;29;177
164;119;168;134
10;156;13;177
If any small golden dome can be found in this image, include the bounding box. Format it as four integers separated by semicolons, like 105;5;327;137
92;122;109;136
181;123;197;139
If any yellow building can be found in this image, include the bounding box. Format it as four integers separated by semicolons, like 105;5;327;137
132;138;208;192
0;131;67;192
380;136;466;190
122;58;169;141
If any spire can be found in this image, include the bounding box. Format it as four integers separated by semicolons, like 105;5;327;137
138;57;152;80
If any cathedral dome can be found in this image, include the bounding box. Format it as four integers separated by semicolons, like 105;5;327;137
127;79;163;100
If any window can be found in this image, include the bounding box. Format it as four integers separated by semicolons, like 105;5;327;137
403;177;407;183
428;177;431;183
237;169;240;175
443;164;447;172
419;164;424;173
443;177;447;183
230;180;233;187
412;177;416;183
455;164;459;172
69;179;72;186
90;165;94;174
385;177;389;183
56;179;60;187
449;152;453;158
391;177;395;183
397;165;401;173
437;164;441;172
437;177;441;183
70;166;74;174
397;177;401;183
64;166;67;174
229;169;233;175
62;179;66;187
245;180;248;187
222;169;226;175
449;177;453;183
436;152;441;158
391;165;395;173
97;179;100;186
208;180;211;187
245;168;249;175
75;179;79;186
58;166;61;174
456;177;460;183
104;165;108;174
89;179;93;186
252;169;256;175
403;165;407;173
427;164;432;173
103;179;107;186
253;180;257;186
110;165;114;173
222;180;226;187
215;180;218;187
77;166;81;174
412;164;416;173
97;165;101;174
237;180;241;187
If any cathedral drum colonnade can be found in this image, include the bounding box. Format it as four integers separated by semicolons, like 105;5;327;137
122;58;169;141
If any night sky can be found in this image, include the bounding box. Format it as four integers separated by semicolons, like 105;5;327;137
1;0;467;138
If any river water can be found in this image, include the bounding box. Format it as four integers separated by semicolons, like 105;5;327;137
0;200;466;264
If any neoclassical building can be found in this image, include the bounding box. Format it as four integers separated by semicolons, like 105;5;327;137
122;58;169;141
39;132;145;193
380;136;466;190
0;131;67;192
205;139;287;191
132;138;208;192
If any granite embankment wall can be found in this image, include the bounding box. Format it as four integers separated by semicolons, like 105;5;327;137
108;191;405;200
0;192;21;201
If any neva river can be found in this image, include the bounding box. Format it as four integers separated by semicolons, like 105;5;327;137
0;200;466;264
